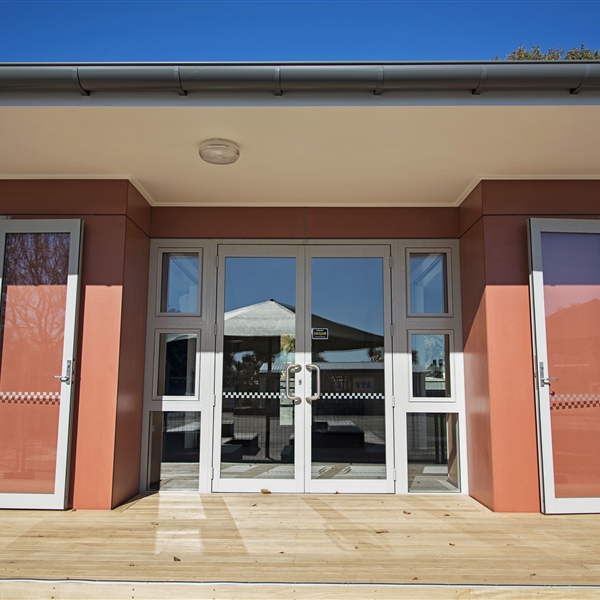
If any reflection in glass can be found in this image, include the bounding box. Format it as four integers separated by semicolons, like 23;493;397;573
409;253;448;314
541;232;600;498
310;257;386;480
407;413;459;492
221;258;296;479
160;252;200;314
412;334;450;398
0;233;70;494
157;333;197;397
148;412;200;491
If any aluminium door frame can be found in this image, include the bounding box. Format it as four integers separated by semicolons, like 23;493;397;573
529;217;600;514
0;219;83;510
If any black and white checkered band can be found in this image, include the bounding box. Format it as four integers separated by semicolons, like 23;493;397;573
321;392;385;400
0;392;61;406
223;391;384;400
550;394;600;410
223;392;281;399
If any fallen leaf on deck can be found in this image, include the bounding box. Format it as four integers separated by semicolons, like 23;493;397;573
173;556;181;562
403;510;411;514
261;488;271;494
449;543;455;546
412;577;419;581
251;503;257;506
375;529;389;534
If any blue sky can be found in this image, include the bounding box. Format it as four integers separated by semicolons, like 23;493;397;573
1;1;600;62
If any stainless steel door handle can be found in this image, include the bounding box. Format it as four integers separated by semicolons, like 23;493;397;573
285;364;302;404
306;364;321;404
53;360;72;385
539;361;557;387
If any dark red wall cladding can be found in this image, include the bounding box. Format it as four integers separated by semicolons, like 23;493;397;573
2;178;599;510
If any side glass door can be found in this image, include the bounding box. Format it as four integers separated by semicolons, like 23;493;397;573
305;246;394;493
530;218;600;513
213;246;306;492
0;220;82;509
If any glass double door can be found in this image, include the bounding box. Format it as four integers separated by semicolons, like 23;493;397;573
213;245;394;493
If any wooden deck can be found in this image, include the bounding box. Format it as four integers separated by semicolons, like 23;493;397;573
2;493;600;598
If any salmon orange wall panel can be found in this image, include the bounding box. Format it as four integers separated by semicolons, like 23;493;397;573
459;204;541;512
484;285;539;511
72;283;123;509
482;216;540;511
459;218;495;510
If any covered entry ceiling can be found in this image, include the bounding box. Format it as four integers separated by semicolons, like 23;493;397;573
1;77;599;207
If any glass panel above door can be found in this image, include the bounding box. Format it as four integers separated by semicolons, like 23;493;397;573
310;257;386;480
160;252;200;314
409;252;448;314
220;257;297;480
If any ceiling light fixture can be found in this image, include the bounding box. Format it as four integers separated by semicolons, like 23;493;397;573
198;139;240;165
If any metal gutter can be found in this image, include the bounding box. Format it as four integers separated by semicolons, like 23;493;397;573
0;62;599;95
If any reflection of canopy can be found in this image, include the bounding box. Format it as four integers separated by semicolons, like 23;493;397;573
224;300;295;336
224;299;384;349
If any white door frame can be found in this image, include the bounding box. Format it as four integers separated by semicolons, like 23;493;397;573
0;219;82;510
529;217;600;514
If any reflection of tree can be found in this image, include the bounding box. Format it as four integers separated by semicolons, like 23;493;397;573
223;337;276;392
0;233;70;372
368;346;383;363
280;334;295;354
413;335;446;378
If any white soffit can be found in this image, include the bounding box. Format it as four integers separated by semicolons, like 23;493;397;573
0;104;599;207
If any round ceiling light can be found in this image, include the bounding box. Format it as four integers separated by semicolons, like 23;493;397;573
198;139;240;165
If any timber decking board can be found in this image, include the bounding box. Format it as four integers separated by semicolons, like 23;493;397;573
0;494;600;589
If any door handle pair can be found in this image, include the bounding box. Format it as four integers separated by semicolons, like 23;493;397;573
285;364;321;404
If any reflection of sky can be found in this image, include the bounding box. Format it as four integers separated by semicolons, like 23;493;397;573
312;258;383;335
224;257;384;335
542;233;600;317
409;254;446;314
166;254;199;313
225;258;295;312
